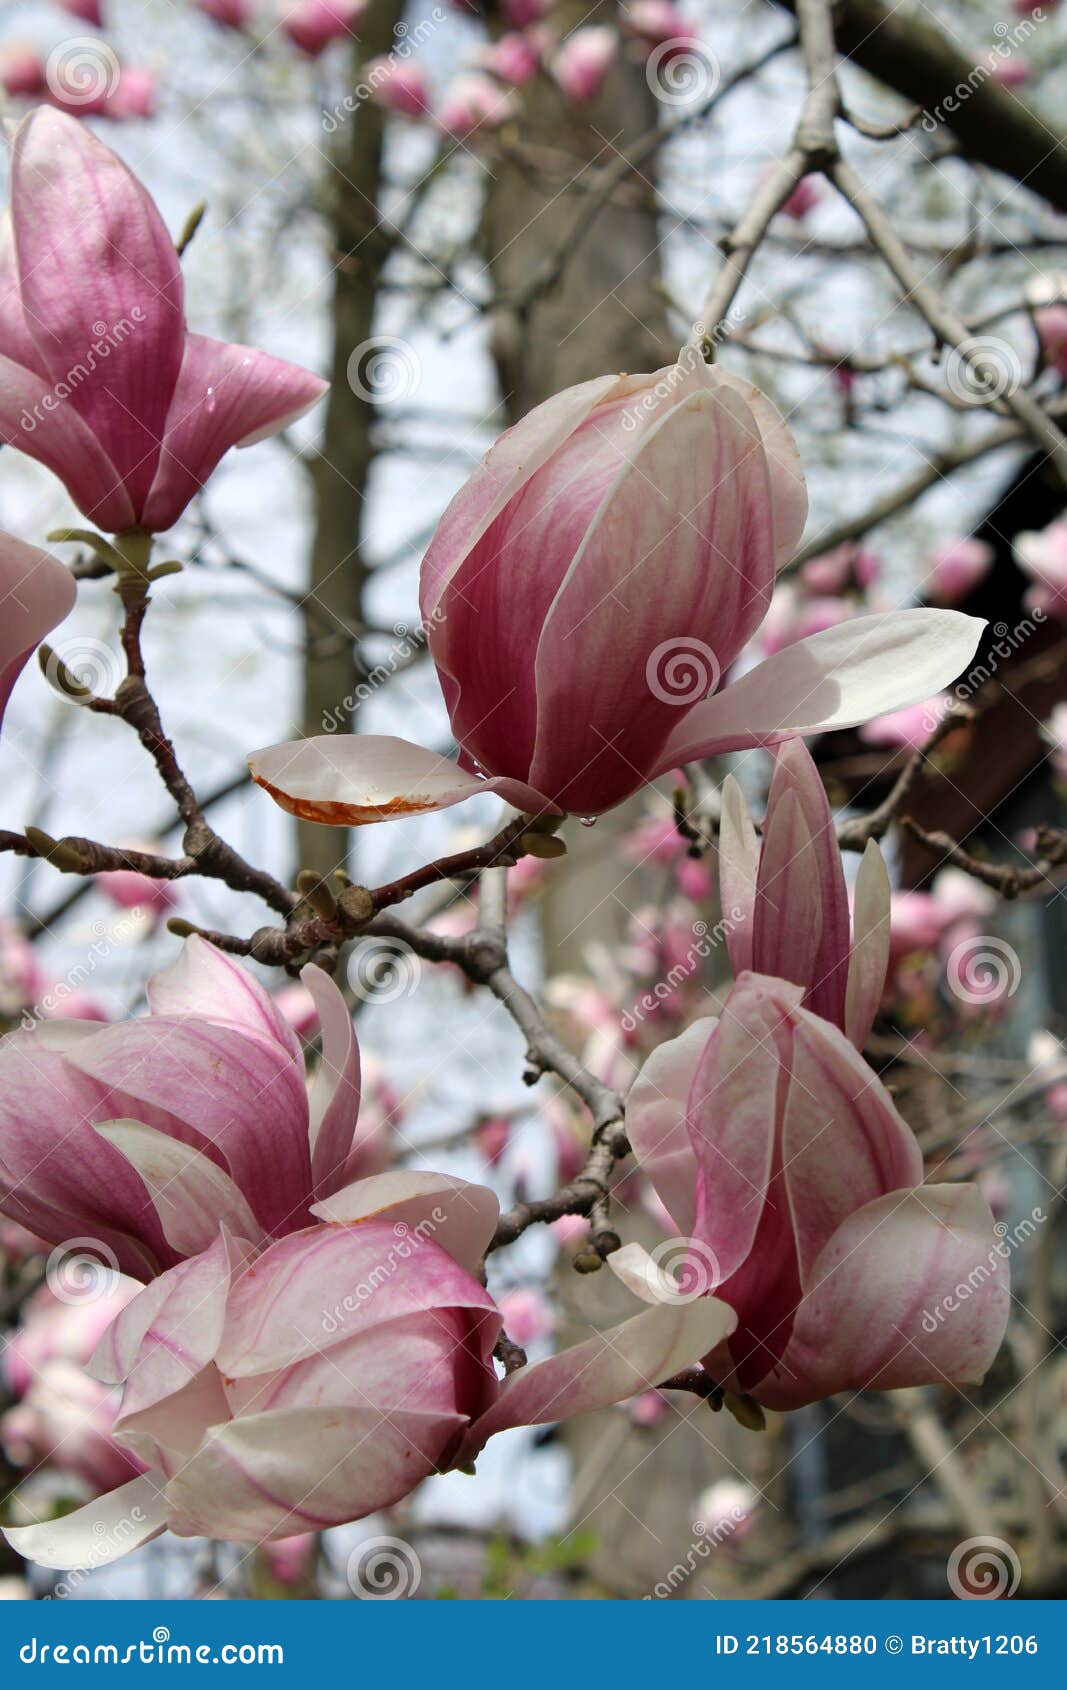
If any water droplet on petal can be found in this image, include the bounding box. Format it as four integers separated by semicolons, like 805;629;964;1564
579;816;597;828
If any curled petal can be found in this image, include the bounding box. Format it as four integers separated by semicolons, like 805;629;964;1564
94;1120;263;1256
0;532;77;727
311;1170;500;1278
717;775;759;977
249;734;557;826
148;935;302;1063
302;963;362;1197
3;1473;168;1571
625;1016;714;1236
844;840;891;1048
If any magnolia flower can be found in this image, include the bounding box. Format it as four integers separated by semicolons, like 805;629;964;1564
0;534;76;734
926;536;994;606
55;0;104;22
195;0;251;25
280;0;367;55
718;740;890;1045
0;937;382;1278
499;1287;555;1346
801;543;879;596
552;27;619;103
5;1175;735;1565
1036;304;1067;378
888;890;945;960
615;972;1009;1409
859;695;951;750
365;56;430;118
779;175;819;221
478;33;542;87
250;362;983;827
622;1;696;51
102;67;158;122
436;73;518;137
0;44;45;98
1015;516;1067;618
95;863;179;918
0;110;326;535
502;0;552;25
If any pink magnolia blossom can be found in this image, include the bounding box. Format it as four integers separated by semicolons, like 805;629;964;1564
622;2;694;51
1015;516;1067;618
103;67;158;121
0;44;46;98
718;739;890;1045
1044;702;1067;780
499;1286;555;1346
261;1533;316;1587
927;536;994;605
95;864;179;917
195;0;251;26
478;33;541;87
280;0;366;55
551;27;619;103
0;535;76;734
3;1360;145;1495
859;694;951;750
250;362;983;828
475;1114;512;1166
55;0;105;22
987;53;1031;88
801;542;879;596
502;0;552;25
5;1175;733;1565
616;972;1009;1409
0;110;327;535
780;175;820;221
888;890;945;960
436;73;518;137
3;1283;138;1398
1036;304;1067;377
0;937;383;1279
929;866;995;938
365;55;430;118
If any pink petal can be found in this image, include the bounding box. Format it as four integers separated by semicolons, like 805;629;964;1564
751;788;824;991
653;610;986;769
147;935;302;1064
717;775;759;976
249;734;556;826
780;1005;923;1284
141;333;328;532
3;1472;167;1571
310;1170;500;1278
11;109;184;514
0;355;134;531
165;1404;464;1541
759;1185;1009;1409
94;1119;264;1256
66;1018;313;1241
302;963;362;1199
527;385;776;813
844;840;891;1048
419;372;621;626
460;1299;736;1460
707;368;807;569
764;740;851;1026
215;1222;498;1377
625;1015;713;1236
0;533;76;727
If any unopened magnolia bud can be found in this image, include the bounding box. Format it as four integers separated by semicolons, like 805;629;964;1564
146;559;184;582
167;918;199;938
46;528;125;572
177;201;207;257
337;884;375;925
38;645;93;702
25;828;86;874
572;1249;604;1274
296;870;337;920
519;832;567;859
723;1391;766;1432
